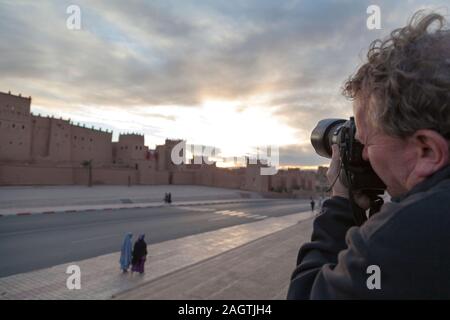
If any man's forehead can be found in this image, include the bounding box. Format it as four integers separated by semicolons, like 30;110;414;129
353;101;365;124
352;97;365;115
353;100;367;140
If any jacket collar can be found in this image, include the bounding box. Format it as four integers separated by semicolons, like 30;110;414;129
391;165;450;203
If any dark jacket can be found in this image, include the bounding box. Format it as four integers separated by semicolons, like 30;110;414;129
132;239;147;265
287;165;450;299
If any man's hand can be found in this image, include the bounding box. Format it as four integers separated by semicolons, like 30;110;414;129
327;144;348;198
327;144;371;210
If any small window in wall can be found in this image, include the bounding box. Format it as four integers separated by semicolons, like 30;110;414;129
90;138;93;142
140;146;142;150
9;141;12;145
74;136;77;140
22;125;25;129
12;124;15;128
81;137;85;141
135;146;138;150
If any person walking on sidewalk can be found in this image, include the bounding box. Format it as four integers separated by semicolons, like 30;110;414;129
119;233;133;273
131;234;148;274
310;197;315;213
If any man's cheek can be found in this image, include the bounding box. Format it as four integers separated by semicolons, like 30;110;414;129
367;150;386;180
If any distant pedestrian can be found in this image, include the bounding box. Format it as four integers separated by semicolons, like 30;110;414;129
164;193;168;203
119;233;133;273
167;192;172;204
310;197;315;212
131;234;148;274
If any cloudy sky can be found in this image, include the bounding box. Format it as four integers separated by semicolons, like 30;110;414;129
1;0;448;168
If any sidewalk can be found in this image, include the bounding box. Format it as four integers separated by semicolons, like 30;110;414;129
116;217;314;300
0;185;264;217
0;198;271;217
0;210;314;300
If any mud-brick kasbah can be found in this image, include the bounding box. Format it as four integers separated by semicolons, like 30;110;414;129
0;90;328;196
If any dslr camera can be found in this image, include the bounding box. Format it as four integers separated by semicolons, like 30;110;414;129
311;117;386;224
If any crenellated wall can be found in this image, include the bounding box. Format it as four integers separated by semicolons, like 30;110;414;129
115;134;147;166
70;125;112;165
0;91;323;192
0;92;32;162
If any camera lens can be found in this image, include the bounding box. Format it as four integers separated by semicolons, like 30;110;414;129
310;119;346;158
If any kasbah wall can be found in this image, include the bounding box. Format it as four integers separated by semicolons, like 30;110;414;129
0;91;327;195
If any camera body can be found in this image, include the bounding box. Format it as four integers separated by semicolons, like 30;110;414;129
311;117;386;194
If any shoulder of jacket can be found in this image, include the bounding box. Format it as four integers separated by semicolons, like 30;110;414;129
359;182;450;242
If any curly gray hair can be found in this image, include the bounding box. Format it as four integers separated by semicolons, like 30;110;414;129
343;10;450;140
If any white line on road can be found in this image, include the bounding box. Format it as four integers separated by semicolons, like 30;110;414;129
71;234;119;244
207;216;229;222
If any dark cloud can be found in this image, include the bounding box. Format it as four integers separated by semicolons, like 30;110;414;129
0;0;372;106
1;0;449;165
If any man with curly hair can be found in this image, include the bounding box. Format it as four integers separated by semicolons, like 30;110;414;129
287;11;450;299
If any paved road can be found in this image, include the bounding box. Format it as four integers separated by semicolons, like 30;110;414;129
0;199;311;278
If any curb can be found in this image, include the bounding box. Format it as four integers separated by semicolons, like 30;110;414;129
0;199;273;217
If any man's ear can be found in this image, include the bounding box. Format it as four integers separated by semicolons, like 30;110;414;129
410;129;450;178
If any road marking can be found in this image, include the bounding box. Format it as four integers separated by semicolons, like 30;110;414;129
175;206;214;212
214;210;267;221
253;216;267;220
71;234;119;244
207;216;229;222
246;214;266;219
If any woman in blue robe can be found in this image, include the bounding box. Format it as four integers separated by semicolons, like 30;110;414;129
119;233;133;272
